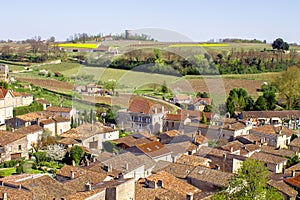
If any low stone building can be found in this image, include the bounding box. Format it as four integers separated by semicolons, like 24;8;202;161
0;130;28;161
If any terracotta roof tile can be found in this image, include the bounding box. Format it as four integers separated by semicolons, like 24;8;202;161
252;125;294;137
146;171;200;195
160;163;195;179
0;88;8;99
136;141;172;158
0;131;27;146
250;152;287;164
36;99;50;105
46;106;72;113
289;138;300;147
187;166;234;187
16;111;54;121
14;125;43;135
260;146;296;157
57;137;80;145
176;154;211;167
285;175;300;189
242;110;300;119
268;180;298;197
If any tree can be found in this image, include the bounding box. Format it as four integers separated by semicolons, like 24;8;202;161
272;38;289;51
212;158;283;200
46;144;67;161
70;146;83;165
273;66;300;109
254;96;267;111
200;111;207;124
161;81;168;94
0;81;8;89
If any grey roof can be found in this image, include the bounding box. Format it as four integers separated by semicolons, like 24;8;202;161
102;152;145;173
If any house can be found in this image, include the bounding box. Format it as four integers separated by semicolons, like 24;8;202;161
14;125;43;150
0;64;8;82
241;110;300;128
145;171;200;199
6;111;54;129
176;154;211;167
187;166;234;192
126;141;173;162
11;92;33;107
166;141;199;162
163;112;189;132
59;123;119;151
220;121;252;140
0;88;14;124
46;106;74;119
0;174;74;199
250;125;294;148
159;130;181;144
289;138;300;153
173;94;192;104
40;116;71;136
268;180;298;200
250;152;287;173
102;152;145;180
117;97;166;134
112;135;152;149
191;97;212;111
260;145;296;158
36;99;51;110
0;130;28;161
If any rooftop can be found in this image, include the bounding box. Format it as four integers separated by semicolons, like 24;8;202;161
289;138;300;147
160;163;196;179
14;125;43;135
146;171;200;196
268;180;298;197
252;125;294;137
46;106;73;113
250;152;287;164
242;110;300;119
60;123;117;141
176;154;211;167
0;131;27;146
136;141;172;159
187;166;234;187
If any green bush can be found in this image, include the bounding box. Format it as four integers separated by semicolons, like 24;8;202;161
16;165;24;174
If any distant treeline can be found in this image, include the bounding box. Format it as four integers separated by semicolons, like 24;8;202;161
221;38;267;43
88;47;300;75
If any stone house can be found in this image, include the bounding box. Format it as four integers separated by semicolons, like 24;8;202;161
40;116;71;136
250;125;294;148
60;123;119;150
102;152;145;181
117;98;166;134
14;125;43;150
0;130;28;161
187;166;234;192
46;106;74;119
250;152;287;173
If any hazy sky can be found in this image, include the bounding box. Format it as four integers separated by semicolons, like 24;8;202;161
1;0;299;43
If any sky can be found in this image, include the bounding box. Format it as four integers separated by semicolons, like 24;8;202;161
1;0;299;43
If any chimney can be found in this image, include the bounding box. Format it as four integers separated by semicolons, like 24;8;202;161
18;184;22;190
162;106;165;113
223;153;227;160
11;128;15;133
85;182;92;191
230;147;234;152
154;107;158;114
2;192;7;200
70;170;75;179
125;163;129;170
92;157;96;162
216;164;220;170
292;170;296;177
72;160;76;166
186;193;193;200
86;160;90;166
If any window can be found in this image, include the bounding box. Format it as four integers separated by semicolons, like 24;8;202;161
166;121;169;127
18;145;22;151
9;146;12;152
138;124;142;129
172;122;174;128
131;116;134;121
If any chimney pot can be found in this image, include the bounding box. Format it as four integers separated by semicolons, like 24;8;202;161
70;170;75;179
292;170;296;177
125;163;129;170
2;192;7;200
85;182;92;191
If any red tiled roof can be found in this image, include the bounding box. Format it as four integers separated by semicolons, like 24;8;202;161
164;113;184;121
0;88;8;98
137;141;171;158
285;175;300;189
14;125;43;134
129;98;156;114
252;125;294;137
46;106;72;113
242;110;300;119
36;99;50;105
